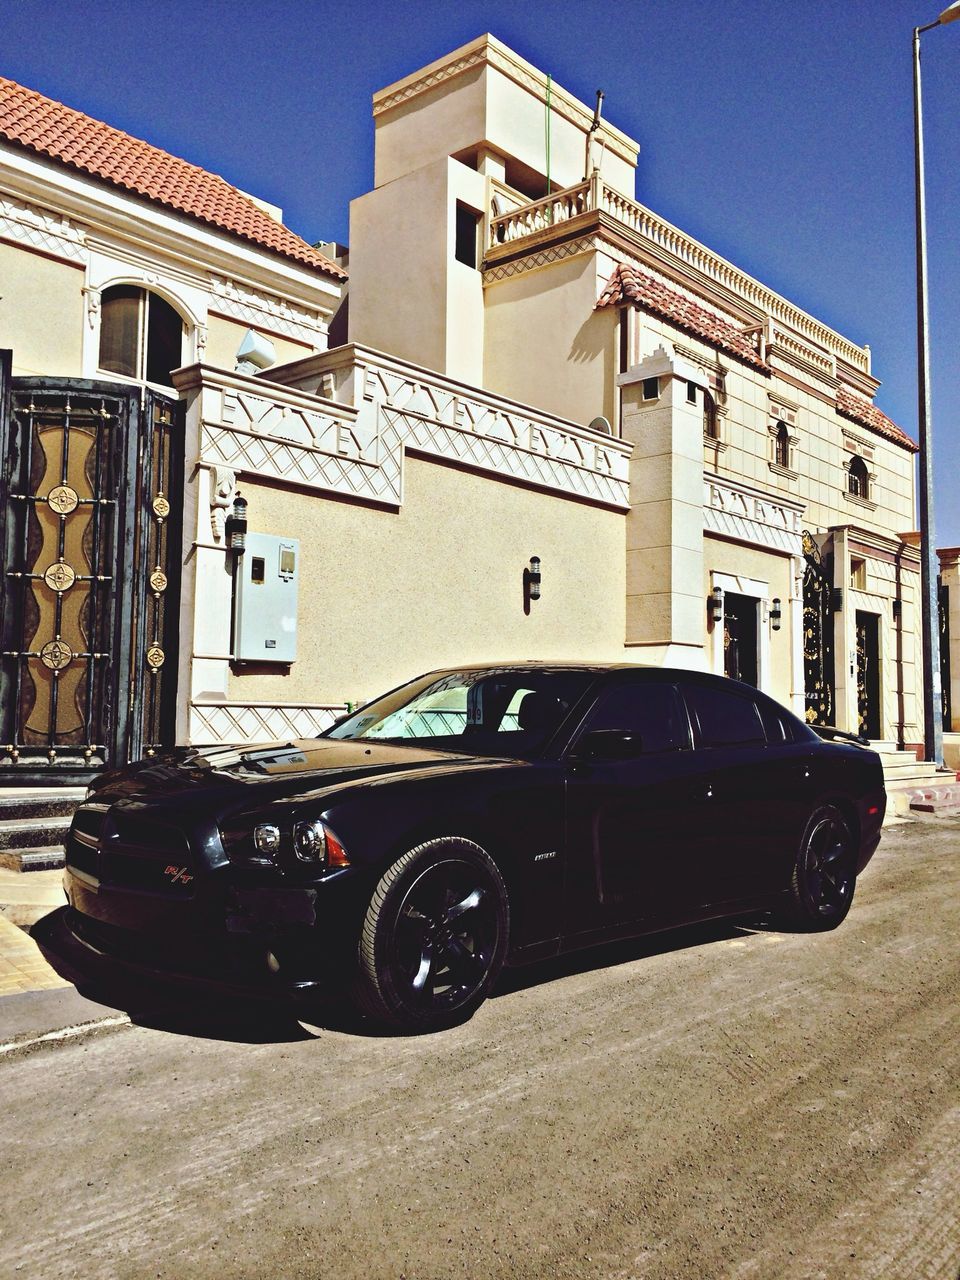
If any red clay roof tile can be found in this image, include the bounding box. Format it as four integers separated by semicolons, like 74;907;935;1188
837;386;917;454
0;76;346;281
599;265;916;454
597;263;768;371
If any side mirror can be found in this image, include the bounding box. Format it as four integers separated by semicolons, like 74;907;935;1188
574;729;644;760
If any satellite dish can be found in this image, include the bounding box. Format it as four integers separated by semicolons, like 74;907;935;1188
588;415;612;435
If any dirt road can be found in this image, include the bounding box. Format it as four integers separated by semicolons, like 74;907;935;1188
2;821;958;1280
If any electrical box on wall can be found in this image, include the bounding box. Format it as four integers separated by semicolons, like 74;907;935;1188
233;533;299;663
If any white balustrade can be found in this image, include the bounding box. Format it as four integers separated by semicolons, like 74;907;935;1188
486;175;870;374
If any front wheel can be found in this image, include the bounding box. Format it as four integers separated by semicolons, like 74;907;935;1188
354;837;509;1032
785;805;857;931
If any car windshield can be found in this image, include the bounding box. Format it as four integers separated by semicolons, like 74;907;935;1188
325;669;595;757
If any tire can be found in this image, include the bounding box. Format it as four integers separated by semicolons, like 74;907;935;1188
354;837;509;1032
785;805;857;931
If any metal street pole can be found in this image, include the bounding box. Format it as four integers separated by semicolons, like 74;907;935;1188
912;1;959;765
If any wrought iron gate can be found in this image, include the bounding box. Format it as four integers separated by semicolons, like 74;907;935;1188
802;530;835;726
855;611;881;739
941;579;952;730
0;358;182;783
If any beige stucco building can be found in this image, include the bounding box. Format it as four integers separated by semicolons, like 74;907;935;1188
0;40;955;785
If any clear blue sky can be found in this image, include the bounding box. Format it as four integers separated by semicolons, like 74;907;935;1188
5;0;959;546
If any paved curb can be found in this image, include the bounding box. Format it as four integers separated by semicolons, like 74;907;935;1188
0;985;129;1057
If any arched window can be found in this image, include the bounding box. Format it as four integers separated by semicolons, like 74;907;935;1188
848;455;869;500
775;421;790;468
703;391;718;439
98;285;185;387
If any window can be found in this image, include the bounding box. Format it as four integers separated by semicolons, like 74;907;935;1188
99;285;185;387
686;381;697;404
642;376;659;401
683;683;765;747
579;682;690;754
327;669;593;756
850;557;867;590
703;391;719;439
848;455;869;500
774;421;790;468
455;202;482;269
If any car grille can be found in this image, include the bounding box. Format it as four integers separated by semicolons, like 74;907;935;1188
66;804;197;896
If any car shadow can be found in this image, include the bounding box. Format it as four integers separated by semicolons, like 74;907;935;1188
492;913;775;998
30;906;784;1044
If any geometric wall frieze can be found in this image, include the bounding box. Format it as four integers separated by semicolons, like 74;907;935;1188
0;194;86;264
198;359;631;511
208;274;325;344
704;477;805;556
189;701;345;745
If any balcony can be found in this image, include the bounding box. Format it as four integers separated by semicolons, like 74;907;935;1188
485;175;871;377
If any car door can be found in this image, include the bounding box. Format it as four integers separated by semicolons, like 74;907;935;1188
562;677;717;942
679;680;812;900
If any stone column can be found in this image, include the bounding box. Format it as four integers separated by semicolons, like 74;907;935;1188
619;346;705;668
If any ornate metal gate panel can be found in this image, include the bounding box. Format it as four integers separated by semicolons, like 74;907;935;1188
0;362;182;783
802;531;835;726
940;580;952;730
855;611;881;739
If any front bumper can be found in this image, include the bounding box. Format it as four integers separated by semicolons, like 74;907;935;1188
53;863;367;1004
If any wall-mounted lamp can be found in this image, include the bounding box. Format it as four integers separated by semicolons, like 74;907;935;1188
527;556;542;602
225;492;248;556
770;597;782;631
523;556;542;615
709;585;724;624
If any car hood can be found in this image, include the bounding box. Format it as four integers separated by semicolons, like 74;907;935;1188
88;738;517;808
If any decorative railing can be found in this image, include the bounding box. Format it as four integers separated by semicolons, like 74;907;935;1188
489;180;591;246
486;175;871;375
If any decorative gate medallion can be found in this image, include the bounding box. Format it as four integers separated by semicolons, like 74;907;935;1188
47;484;79;514
39;638;73;670
43;561;76;592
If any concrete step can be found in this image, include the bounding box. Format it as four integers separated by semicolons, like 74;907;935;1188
0;846;66;872
884;769;956;791
0;788;84;821
906;782;960;816
0;816;72;853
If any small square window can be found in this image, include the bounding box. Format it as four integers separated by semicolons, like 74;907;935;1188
455;202;481;269
642;376;659;401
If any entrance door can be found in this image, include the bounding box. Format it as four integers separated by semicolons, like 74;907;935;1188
0;361;182;784
723;592;758;686
802;531;835;726
855;611;881;739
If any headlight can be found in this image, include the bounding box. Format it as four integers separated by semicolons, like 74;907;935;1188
292;820;350;867
253;824;281;856
293;819;326;862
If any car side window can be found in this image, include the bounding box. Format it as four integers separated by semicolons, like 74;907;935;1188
580;682;690;753
754;693;795;744
683;684;765;748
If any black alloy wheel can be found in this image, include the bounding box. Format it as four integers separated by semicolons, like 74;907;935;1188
787;805;857;930
355;837;509;1032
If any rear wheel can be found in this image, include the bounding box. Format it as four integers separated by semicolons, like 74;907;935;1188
355;837;509;1032
786;805;856;930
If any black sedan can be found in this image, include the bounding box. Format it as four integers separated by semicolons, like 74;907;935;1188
53;665;885;1032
